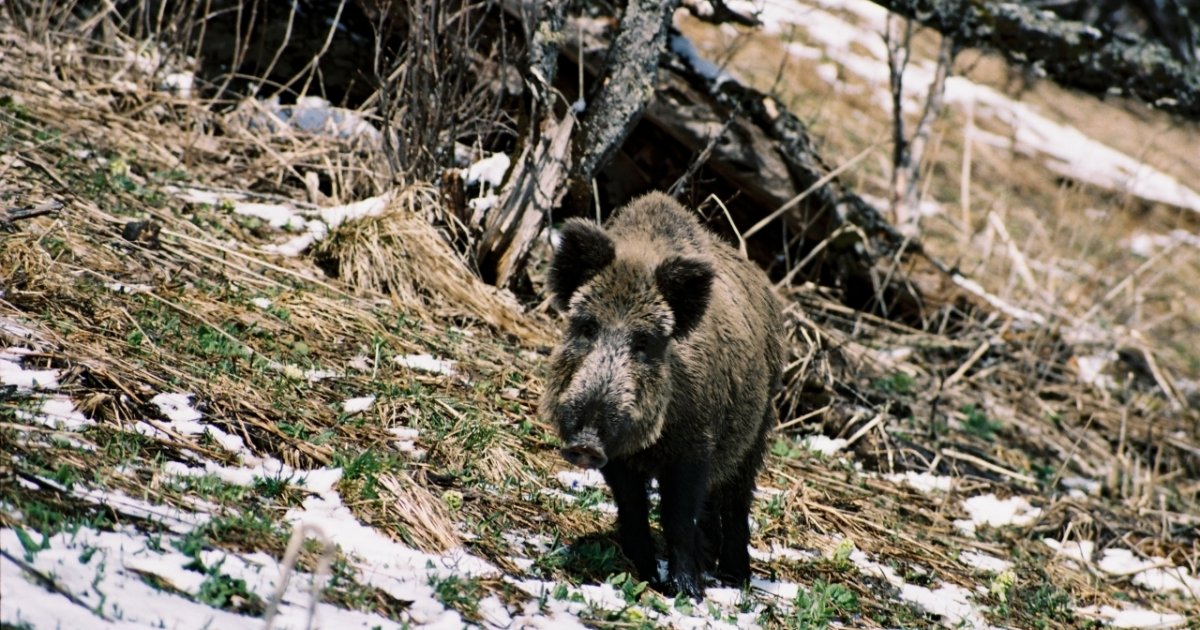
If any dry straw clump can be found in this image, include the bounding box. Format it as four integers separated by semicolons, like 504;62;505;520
313;184;551;345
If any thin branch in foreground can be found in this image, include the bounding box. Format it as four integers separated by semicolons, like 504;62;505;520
667;113;737;199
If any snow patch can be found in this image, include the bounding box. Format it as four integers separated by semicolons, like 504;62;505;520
260;193;388;257
1060;476;1102;498
464;152;511;189
164;458;341;497
342;395;376;414
848;546;997;629
815;62;839;85
264;230;320;257
0;526;400;630
954;494;1042;536
70;487;210;534
15;395;93;431
161;457;499;626
1078;605;1188;629
556;469;607;491
958;550;1013;573
1044;538;1199;596
1044;538;1095;566
885;471;955;493
138;393;247;455
802;434;847;455
290;497;501;579
1;350;59;391
160;71;194;98
1097;548;1200;598
152;392;202;423
394;353;457;377
232;201;307;231
387;427;425;458
1074;352;1117;389
467;193;499;217
670;32;734;85
320;193;391;230
1;319;39;342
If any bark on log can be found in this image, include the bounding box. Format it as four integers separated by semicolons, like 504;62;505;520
867;0;1200;120
570;0;683;209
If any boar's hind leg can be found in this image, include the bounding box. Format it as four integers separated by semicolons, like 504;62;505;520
659;459;711;601
601;460;656;582
714;460;756;585
716;414;771;585
699;497;722;572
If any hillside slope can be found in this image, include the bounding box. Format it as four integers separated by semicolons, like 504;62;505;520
2;1;1198;628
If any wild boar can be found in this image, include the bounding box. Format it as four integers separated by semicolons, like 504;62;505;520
540;191;784;600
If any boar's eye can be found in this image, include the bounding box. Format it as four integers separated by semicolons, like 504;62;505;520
630;331;667;364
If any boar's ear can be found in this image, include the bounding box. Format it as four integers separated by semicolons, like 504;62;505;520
655;256;714;338
549;219;615;309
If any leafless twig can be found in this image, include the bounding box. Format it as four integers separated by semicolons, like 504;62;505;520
886;17;956;234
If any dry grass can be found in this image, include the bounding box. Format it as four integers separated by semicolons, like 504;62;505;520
2;4;1198;628
312;184;552;345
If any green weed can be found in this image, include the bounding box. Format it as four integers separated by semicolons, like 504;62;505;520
428;573;482;621
788;579;859;628
196;557;264;616
961;404;1002;440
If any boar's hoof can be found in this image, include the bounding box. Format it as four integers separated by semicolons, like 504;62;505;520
715;566;751;588
665;572;705;602
560;444;607;469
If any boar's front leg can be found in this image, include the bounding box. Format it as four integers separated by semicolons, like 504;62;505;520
659;459;710;601
601;459;656;582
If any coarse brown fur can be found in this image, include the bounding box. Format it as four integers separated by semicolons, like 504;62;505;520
539;191;784;600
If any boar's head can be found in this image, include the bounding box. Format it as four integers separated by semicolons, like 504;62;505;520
539;218;714;469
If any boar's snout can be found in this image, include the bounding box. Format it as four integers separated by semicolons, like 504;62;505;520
561;443;607;469
560;425;608;469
